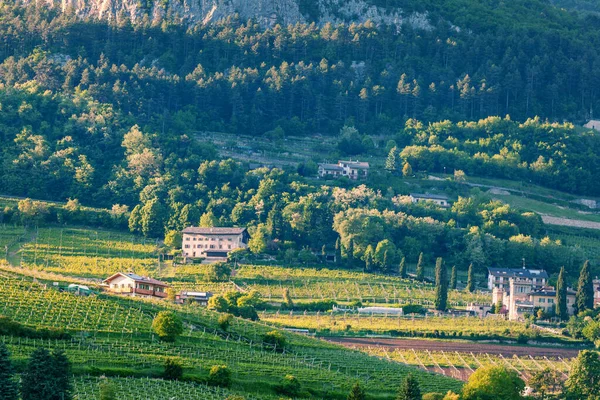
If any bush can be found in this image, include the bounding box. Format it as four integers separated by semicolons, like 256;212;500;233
275;374;301;396
263;330;286;352
293;300;337;312
206;262;232;282
218;314;233;331
423;393;445;400
152;311;184;342
402;304;427;315
163;358;183;380
207;365;232;388
99;380;117;400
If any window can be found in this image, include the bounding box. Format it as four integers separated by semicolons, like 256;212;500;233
185;237;190;241
219;245;222;249
228;245;231;249
184;245;190;248
538;298;545;303
193;237;197;241
228;238;232;241
548;298;554;304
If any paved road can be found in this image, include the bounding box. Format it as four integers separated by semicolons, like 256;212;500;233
326;337;582;358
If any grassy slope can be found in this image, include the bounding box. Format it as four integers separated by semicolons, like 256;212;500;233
0;271;462;398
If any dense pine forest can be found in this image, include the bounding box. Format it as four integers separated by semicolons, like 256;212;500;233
1;1;600;278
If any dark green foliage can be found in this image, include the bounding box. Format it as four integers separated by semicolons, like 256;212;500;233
275;375;301;397
152;311;184;342
282;288;294;309
218;313;233;331
466;263;475;293
556;266;568;320
21;348;72;400
434;257;448;311
402;305;427;315
335;237;342;265
262;330;286;352
449;265;457;290
206;262;232;282
0;316;70;340
565;350;600;400
347;382;366;400
0;343;18;400
575;260;594;314
396;374;421;400
399;257;407;278
207;365;232;388
163;358;183;380
415;252;425;281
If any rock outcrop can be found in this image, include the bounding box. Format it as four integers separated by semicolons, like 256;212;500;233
23;0;432;29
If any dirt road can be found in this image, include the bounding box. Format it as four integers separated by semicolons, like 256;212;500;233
326;337;582;358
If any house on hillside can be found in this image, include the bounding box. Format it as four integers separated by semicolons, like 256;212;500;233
502;278;576;321
176;291;213;306
584;120;600;131
103;272;168;299
594;278;600;308
409;193;450;207
318;160;369;180
182;226;250;262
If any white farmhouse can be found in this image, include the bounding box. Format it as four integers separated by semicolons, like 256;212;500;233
102;272;169;299
584;120;600;131
182;227;249;261
409;193;450;207
318;160;369;180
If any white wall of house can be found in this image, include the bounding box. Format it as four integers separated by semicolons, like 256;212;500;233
183;233;247;258
107;275;135;292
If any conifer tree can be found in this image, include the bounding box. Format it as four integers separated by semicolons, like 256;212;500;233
449;265;457;290
434;257;448;311
283;287;294;309
399;257;407;278
555;266;568;320
466;263;475;293
22;348;72;400
335;237;342;265
415;252;425;281
347;382;366;400
575;260;594;314
347;239;355;266
385;146;398;171
0;343;18;400
364;245;374;272
396;374;421;400
382;250;389;274
52;349;73;400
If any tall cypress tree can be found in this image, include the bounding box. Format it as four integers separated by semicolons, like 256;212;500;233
575;260;594;314
385;146;398;171
21;348;54;400
396;374;421;400
364;245;374;272
449;265;457;290
399;257;407;279
0;343;18;400
415;252;425;281
466;263;475;293
434;257;448;311
335;237;342;265
347;239;355;267
382;250;389;274
556;266;568;320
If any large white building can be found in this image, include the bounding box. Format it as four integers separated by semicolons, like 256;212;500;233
182;227;249;261
488;267;548;291
502;278;576;321
318;160;369;180
584;120;600;131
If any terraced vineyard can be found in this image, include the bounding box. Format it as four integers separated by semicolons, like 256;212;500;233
362;347;573;382
18;227;159;278
0;274;463;398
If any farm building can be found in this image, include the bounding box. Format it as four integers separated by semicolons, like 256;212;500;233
176;291;213;306
182;226;249;262
103;272;168;299
409;193;450;207
318;160;369;180
488;267;548;291
595;278;600;307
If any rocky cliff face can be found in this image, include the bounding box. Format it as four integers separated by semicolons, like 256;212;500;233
24;0;432;29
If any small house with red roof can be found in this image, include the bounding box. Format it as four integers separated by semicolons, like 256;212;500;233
103;272;169;299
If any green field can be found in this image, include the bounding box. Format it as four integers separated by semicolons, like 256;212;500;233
0;274;462;398
492;194;600;223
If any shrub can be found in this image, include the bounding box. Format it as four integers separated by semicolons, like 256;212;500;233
163;358;183;380
275;374;301;396
152;311;184;342
402;305;427;315
99;380;117;400
206;262;232;282
218;314;233;331
207;365;232;388
263;330;286;352
423;393;445;400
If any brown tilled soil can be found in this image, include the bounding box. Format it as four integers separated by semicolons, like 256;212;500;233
325;337;582;358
